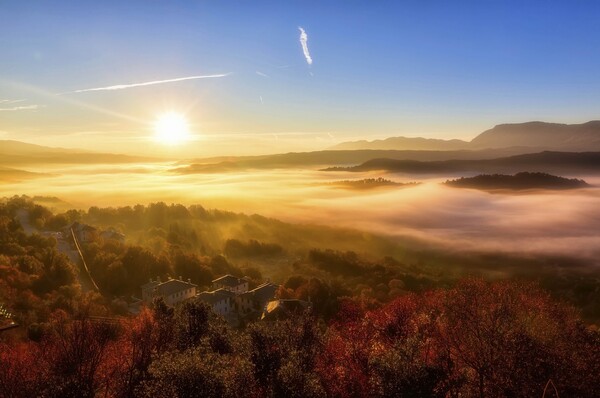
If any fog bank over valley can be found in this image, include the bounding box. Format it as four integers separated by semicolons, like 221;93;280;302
3;162;600;262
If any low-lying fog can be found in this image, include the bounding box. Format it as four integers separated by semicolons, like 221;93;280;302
4;162;600;262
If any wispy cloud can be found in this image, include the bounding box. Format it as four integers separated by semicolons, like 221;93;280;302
298;27;313;65
255;71;269;78
0;99;25;104
0;104;43;111
2;78;145;123
60;73;231;95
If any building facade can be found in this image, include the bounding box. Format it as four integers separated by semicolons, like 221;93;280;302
141;277;197;306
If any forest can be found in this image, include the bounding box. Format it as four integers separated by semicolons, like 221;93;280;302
445;172;589;191
0;196;599;397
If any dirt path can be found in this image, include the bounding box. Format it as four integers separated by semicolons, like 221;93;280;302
15;208;98;293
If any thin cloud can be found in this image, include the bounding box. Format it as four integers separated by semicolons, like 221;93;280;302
298;27;313;65
0;99;25;104
60;73;231;94
256;71;269;78
259;96;264;104
0;104;43;111
2;78;145;123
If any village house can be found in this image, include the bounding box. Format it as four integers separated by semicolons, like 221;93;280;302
211;274;249;293
196;276;280;326
139;274;285;326
141;277;197;306
196;289;236;316
235;282;279;315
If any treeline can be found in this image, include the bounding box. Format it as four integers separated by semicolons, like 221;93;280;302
303;249;443;300
328;178;417;190
83;240;263;300
224;239;284;258
1;280;598;397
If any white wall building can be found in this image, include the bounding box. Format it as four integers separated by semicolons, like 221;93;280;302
211;274;249;294
197;289;236;316
141;277;197;306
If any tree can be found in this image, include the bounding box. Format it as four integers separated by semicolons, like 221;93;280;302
38;311;119;398
139;347;254;398
175;299;211;350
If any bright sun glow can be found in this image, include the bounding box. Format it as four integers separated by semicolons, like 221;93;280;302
153;112;191;145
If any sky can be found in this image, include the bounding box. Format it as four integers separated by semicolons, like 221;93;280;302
1;1;600;156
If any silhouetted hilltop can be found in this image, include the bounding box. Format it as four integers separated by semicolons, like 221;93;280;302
175;148;532;174
0;166;50;182
0;140;159;165
331;136;469;151
326;151;600;174
470;121;600;150
331;121;600;152
327;178;418;190
445;172;590;191
0;140;84;155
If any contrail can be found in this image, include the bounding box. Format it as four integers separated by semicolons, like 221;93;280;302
298;27;313;65
60;73;231;94
256;71;269;78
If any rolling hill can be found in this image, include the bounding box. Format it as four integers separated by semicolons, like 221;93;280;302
445;172;590;191
0;166;51;182
324;151;600;175
331;136;469;151
0;140;160;165
174;147;533;174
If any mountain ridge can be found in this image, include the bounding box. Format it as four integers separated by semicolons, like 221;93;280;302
0;140;161;165
330;120;600;151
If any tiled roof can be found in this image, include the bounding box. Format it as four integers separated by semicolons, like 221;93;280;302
197;289;232;305
250;282;279;304
141;280;160;290
155;279;197;297
211;274;246;287
213;288;236;298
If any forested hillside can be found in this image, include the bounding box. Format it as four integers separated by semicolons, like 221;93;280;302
1;196;600;397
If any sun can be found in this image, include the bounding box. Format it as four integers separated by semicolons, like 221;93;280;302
153;112;191;145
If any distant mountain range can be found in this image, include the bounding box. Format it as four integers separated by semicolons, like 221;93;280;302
174;147;535;174
331;137;469;151
331;121;600;152
0;140;159;165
